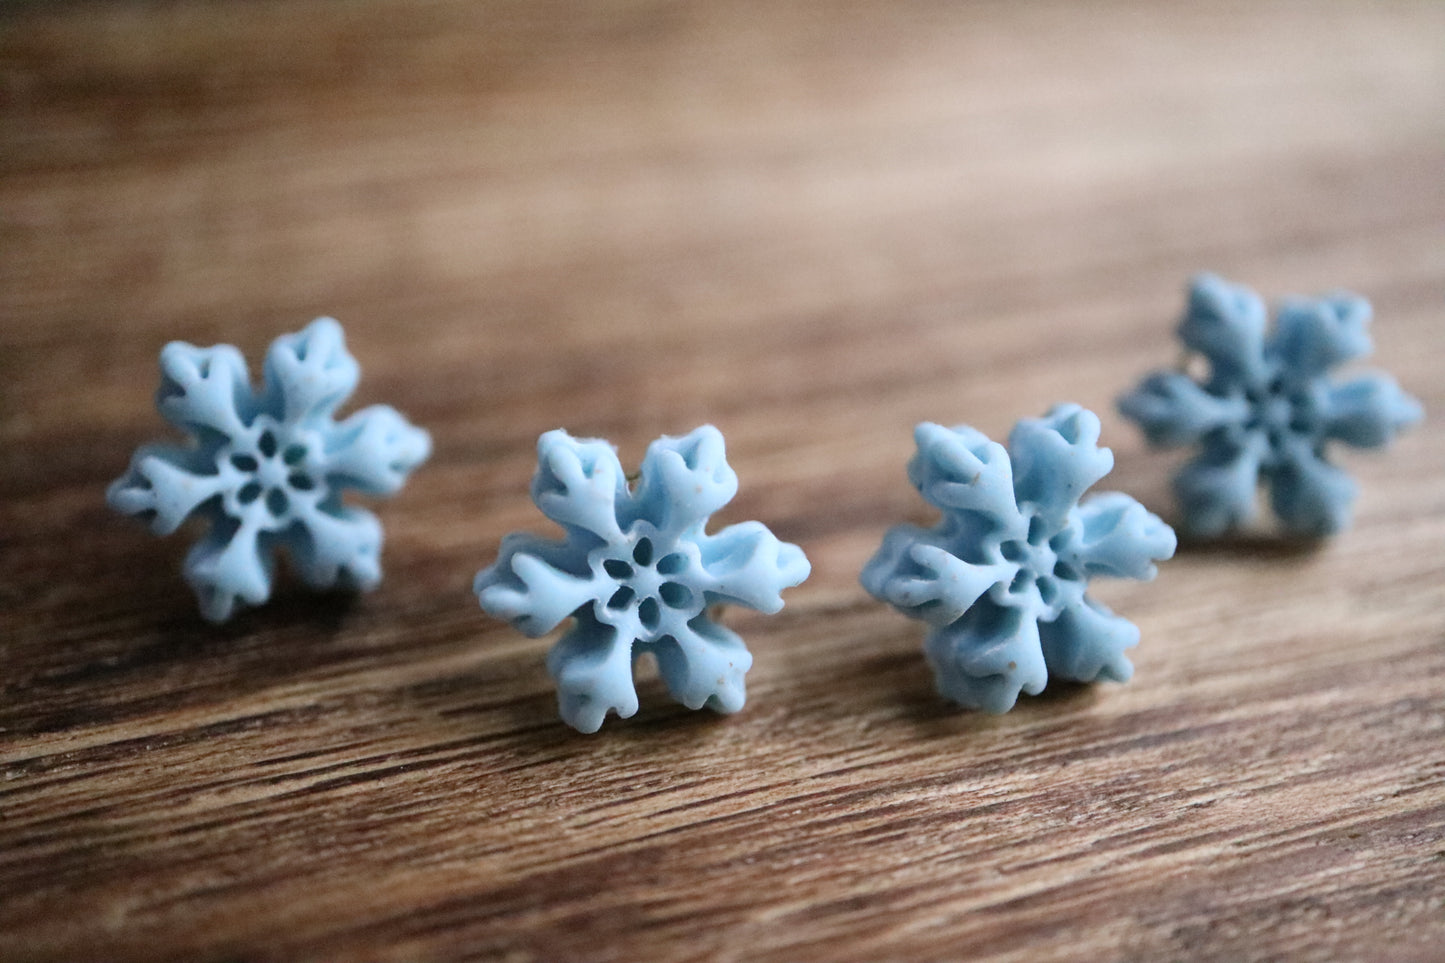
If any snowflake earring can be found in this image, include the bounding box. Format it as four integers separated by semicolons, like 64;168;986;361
108;318;431;622
1119;274;1422;538
861;405;1175;713
474;425;810;734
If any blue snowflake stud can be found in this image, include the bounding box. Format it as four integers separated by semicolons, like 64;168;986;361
107;318;432;622
474;426;810;734
861;405;1176;713
1119;274;1423;538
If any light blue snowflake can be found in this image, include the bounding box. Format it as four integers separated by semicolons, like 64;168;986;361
474;425;810;734
1119;274;1423;537
861;405;1176;713
107;318;431;622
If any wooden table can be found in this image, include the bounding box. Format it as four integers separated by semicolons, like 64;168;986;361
3;2;1442;960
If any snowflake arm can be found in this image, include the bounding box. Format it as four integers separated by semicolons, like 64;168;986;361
322;405;433;496
287;503;384;591
182;515;274;624
259;317;360;424
1117;371;1247;448
860;525;1010;627
155;341;257;440
108;319;429;621
1070;491;1178;581
924;600;1048;715
1039;597;1138;685
863;407;1173;713
1179;272;1271;387
546;613;639;735
908;422;1023;538
1008;405;1114;530
650;618;753;715
630;425;738;540
1173;439;1267;537
107;444;231;536
476;426;809;732
695;520;811;613
1320;374;1423;447
1268;447;1358;537
530;430;629;545
473;531;601;637
1269;294;1372;378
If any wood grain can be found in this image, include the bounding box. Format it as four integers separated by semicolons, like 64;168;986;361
2;1;1443;960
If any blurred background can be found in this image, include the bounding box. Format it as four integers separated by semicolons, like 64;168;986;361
5;1;1441;440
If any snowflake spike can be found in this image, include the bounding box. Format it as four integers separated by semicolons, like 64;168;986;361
1039;597;1138;684
157;341;256;438
476;425;808;732
696;520;810;614
106;444;229;535
260;317;360;423
1321;374;1424;448
863;407;1172;712
530;430;628;544
632;425;739;539
546;614;640;734
860;527;1009;627
1269;449;1358;537
110;318;429;620
1174;441;1267;537
1181;272;1270;386
1116;371;1248;448
1007;404;1113;529
288;503;383;591
1121;275;1421;537
475;532;601;637
1071;491;1177;581
924;600;1048;714
651;618;753;714
182;517;275;624
1269;293;1372;379
907;422;1022;534
322;404;433;496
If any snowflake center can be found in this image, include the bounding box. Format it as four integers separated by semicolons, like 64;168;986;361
223;422;319;523
994;513;1079;614
597;534;698;632
1243;375;1317;456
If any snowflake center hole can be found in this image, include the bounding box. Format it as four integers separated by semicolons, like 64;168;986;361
1000;540;1028;563
603;559;633;580
1037;576;1059;606
657;552;688;575
607;586;635;610
231;454;259;473
632;538;654;567
265;489;289;516
659;582;692;609
258;431;278;458
638;597;661;630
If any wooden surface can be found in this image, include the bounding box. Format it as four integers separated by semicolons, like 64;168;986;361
2;2;1443;960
